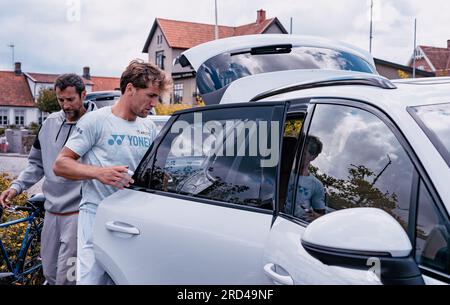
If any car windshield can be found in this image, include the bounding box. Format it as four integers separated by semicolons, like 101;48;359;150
196;46;376;94
409;102;450;167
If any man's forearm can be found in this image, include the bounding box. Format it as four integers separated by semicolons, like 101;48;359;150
53;156;99;181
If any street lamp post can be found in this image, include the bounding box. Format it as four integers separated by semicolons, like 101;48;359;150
369;0;373;53
214;0;219;40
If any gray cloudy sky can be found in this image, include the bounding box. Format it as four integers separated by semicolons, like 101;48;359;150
0;0;449;77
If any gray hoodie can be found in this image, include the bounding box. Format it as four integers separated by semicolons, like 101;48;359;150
10;101;96;214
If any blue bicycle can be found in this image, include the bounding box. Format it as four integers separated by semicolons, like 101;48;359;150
0;193;45;285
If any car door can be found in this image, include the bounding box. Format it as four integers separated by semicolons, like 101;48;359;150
93;102;287;284
263;99;436;285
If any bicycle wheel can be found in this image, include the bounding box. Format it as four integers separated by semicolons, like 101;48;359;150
16;224;44;285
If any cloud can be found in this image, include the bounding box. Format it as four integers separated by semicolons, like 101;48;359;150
0;0;448;75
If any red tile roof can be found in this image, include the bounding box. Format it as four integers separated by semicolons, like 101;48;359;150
0;71;120;108
90;76;120;91
419;45;450;71
157;18;236;49
0;71;35;107
144;17;287;51
27;72;93;85
234;19;274;36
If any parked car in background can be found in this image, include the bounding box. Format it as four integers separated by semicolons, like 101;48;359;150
148;115;170;133
93;36;450;285
85;90;157;115
85;90;121;108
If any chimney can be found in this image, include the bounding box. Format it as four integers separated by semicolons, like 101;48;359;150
82;66;91;80
14;62;22;76
447;39;450;49
257;9;266;23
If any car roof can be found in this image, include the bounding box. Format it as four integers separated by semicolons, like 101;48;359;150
179;34;375;71
218;68;450;109
85;90;121;99
147;115;171;121
218;70;389;105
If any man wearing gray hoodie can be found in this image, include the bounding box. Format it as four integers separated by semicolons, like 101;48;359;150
0;74;96;285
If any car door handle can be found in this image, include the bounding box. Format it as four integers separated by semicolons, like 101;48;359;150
263;263;294;285
105;221;140;235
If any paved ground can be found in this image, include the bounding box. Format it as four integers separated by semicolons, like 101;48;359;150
0;154;43;195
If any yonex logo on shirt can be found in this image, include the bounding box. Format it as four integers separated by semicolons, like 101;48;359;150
108;135;126;145
107;134;152;148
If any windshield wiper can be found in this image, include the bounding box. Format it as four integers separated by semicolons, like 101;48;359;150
230;44;292;56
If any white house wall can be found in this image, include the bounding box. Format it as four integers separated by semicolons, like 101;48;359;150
0;107;41;127
147;26;173;75
264;23;286;34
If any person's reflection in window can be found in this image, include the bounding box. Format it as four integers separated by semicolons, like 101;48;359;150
294;135;326;222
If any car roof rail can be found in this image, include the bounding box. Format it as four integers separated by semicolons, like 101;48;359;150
250;75;397;102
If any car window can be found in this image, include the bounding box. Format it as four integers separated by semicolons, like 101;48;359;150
415;180;450;275
408;103;450;167
284;103;415;230
135;105;285;211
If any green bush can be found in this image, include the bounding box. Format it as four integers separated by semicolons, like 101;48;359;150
28;122;40;136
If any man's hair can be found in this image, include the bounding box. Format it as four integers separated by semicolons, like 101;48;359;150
306;135;323;156
54;74;86;97
120;59;173;96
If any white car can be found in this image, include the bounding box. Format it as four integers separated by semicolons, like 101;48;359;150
93;35;450;285
147;115;170;134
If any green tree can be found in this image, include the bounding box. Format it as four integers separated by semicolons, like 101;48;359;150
36;88;60;113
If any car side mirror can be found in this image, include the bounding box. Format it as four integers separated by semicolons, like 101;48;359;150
301;208;424;285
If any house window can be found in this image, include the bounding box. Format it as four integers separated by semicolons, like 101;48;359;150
0;110;8;126
14;109;25;126
173;83;183;103
156;51;165;70
157;35;163;45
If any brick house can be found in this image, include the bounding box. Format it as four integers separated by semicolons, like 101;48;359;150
0;63;120;127
408;40;450;76
375;58;435;79
142;9;288;104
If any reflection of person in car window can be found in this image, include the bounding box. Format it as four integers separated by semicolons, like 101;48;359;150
294;135;326;221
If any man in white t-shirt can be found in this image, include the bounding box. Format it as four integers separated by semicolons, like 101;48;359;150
53;59;172;284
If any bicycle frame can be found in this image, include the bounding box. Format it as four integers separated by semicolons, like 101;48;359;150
0;209;42;278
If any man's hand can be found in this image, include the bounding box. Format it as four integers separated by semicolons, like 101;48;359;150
0;188;18;208
95;166;134;189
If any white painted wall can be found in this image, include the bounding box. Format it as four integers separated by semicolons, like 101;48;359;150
0;106;45;127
